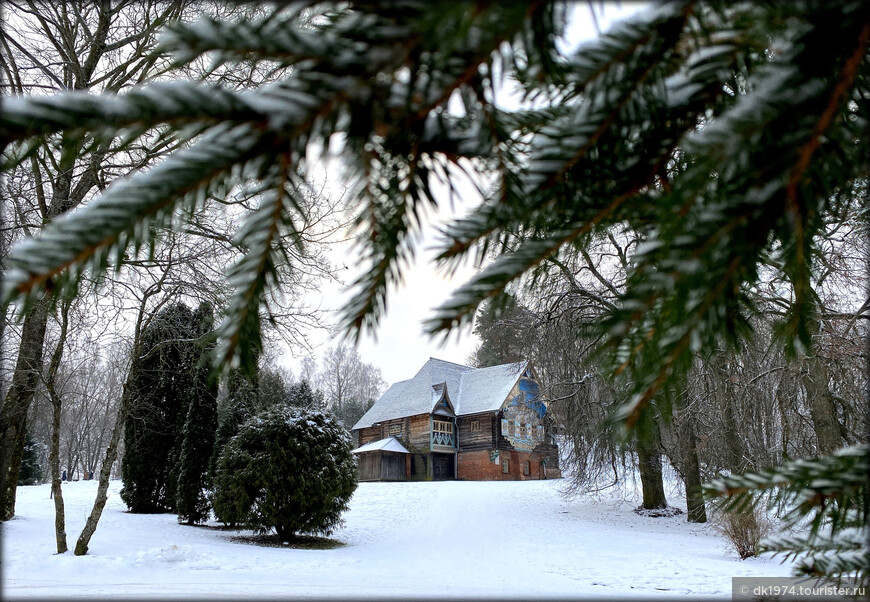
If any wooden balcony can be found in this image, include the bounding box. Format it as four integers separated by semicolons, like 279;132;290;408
431;419;455;450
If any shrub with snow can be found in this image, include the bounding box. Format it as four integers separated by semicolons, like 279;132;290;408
212;406;357;539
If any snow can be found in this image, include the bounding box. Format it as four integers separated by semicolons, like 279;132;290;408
3;478;794;599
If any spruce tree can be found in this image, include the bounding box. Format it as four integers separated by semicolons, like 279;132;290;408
286;380;323;410
2;1;868;583
17;432;43;486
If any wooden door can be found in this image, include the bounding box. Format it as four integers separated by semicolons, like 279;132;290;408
432;454;454;480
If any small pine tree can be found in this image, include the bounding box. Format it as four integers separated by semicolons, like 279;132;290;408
17;432;43;486
175;302;218;525
286;379;324;410
212;406;357;539
258;368;289;409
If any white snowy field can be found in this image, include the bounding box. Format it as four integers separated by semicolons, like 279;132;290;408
3;478;794;600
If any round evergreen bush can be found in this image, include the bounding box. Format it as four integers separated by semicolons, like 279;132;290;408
212;405;357;539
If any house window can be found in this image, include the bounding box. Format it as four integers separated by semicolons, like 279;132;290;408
501;418;509;436
389;424;402;437
537;425;544;441
514;421;521;438
502;457;510;474
470;420;480;432
523;461;530;476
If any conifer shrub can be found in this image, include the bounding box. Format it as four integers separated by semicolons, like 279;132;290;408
212;406;357;539
18;432;43;486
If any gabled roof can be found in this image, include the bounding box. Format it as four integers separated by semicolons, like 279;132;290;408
351;437;410;454
352;358;529;430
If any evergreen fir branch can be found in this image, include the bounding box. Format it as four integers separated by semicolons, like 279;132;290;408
705;445;868;496
435;22;741;267
426;182;646;334
337;3;557;340
793;548;870;583
429;28;742;335
762;528;867;558
2;123;272;307
213;166;307;374
705;445;868;584
703;445;869;531
339;151;432;339
0;81;261;145
159;6;408;75
569;2;692;87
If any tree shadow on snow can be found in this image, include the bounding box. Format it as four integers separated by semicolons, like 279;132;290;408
226;532;346;550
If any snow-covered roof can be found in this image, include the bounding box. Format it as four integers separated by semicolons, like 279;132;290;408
351;436;410;454
455;362;528;415
352;358;529;430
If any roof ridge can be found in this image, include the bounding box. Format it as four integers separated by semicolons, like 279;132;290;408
428;357;474;370
478;359;527;369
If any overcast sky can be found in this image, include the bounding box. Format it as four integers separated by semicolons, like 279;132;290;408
285;2;646;386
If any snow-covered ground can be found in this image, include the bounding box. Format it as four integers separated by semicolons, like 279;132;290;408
3;478;794;599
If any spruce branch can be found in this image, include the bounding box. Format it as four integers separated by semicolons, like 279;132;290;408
2;123;272;306
213;166;294;375
0;81;260;145
704;445;869;530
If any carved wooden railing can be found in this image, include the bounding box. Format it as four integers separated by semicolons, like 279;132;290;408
431;420;455;448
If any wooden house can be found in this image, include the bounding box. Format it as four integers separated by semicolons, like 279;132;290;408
351;358;561;481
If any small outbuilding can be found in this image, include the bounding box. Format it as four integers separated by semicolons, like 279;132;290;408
352;436;411;481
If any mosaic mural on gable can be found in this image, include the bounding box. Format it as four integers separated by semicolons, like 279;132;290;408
500;371;547;452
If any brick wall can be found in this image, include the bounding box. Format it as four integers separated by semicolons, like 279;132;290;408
457;449;559;481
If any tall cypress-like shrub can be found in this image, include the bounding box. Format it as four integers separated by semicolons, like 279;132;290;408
121;303;198;513
208;342;260;481
175;302;219;524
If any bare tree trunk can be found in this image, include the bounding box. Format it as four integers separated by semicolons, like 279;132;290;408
717;353;749;472
43;297;72;553
49;389;68;554
801;356;842;455
0;297;50;510
676;402;707;522
75;287;155;556
74;380;131;555
1;420;27;520
668;373;707;523
714;350;761;530
636;411;667;509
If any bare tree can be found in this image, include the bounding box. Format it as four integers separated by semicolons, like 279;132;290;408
0;0;190;513
43;295;77;552
318;343;386;427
